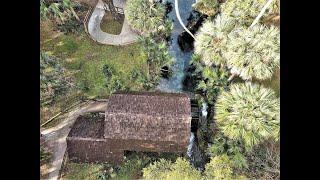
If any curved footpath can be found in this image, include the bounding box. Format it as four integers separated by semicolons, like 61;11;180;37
41;100;108;180
88;0;138;45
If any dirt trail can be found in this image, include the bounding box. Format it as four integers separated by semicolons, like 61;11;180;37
41;100;108;180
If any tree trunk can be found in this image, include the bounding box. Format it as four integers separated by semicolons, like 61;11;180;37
228;73;236;82
71;7;81;22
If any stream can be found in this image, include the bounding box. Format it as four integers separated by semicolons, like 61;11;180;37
156;0;195;92
156;0;207;170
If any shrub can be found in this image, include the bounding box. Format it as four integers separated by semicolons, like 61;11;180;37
204;154;234;179
139;34;172;86
142;159;172;180
107;76;127;93
56;16;83;34
125;0;166;34
196;65;229;105
40;52;73;104
40;0;78;23
192;0;220;17
208;132;248;170
142;158;201;180
215;82;280;151
116;158;146;179
225;24;280;80
204;154;248;180
130;68;153;89
165;158;202;180
102;64;114;82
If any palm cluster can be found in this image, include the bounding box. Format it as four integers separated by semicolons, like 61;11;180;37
220;0;280;26
139;35;172;84
194;15;235;67
214;82;280;150
125;0;166;34
225;24;280;80
194;15;279;80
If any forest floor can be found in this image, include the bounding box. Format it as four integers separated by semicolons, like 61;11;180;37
40;100;108;180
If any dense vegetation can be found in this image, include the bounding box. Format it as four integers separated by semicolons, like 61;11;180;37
142;0;280;179
215;82;280;150
125;0;167;34
125;0;174;86
192;0;220;17
40;52;73;104
41;0;280;179
194;15;279;81
221;0;280;26
40;1;152;127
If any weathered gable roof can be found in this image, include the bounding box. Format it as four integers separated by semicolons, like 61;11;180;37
106;92;191;117
104;92;191;143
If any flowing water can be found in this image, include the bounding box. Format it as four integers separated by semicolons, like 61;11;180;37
156;0;207;170
156;0;195;92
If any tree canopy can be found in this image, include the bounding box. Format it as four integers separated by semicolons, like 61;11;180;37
205;154;247;180
142;158;201;180
220;0;280;26
192;0;220;17
194;15;235;67
215;82;280;150
194;15;279;81
125;0;166;34
225;24;280;80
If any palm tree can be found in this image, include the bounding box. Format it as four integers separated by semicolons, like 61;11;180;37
139;35;172;84
225;24;280;80
194;15;235;67
40;0;80;22
214;82;279;151
125;0;166;34
220;0;280;26
192;0;220;17
196;65;229;105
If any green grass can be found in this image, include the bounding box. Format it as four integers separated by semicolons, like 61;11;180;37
100;13;124;35
61;163;106;180
41;30;148;98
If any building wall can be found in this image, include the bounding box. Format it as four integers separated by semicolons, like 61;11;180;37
67;137;189;164
66;137;123;164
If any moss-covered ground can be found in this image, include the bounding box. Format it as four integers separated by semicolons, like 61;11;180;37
40;20;147;126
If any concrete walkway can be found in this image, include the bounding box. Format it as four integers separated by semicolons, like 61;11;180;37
41;100;108;180
88;0;139;46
